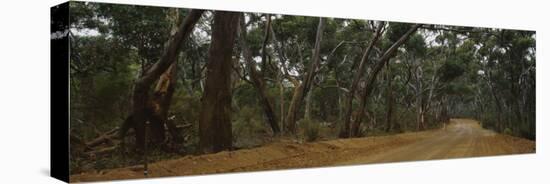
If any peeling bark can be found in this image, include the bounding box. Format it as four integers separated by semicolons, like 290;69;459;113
119;9;204;151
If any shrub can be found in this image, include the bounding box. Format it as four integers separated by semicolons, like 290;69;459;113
232;106;266;148
503;127;513;136
298;119;320;142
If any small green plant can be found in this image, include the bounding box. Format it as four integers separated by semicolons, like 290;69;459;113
503;127;513;136
298;119;320;142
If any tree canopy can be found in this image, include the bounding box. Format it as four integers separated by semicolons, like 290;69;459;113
67;2;535;174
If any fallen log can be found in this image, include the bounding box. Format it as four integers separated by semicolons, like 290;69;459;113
85;145;118;159
86;127;119;148
85;123;190;148
86;134;117;148
105;127;120;135
176;124;192;130
71;133;93;152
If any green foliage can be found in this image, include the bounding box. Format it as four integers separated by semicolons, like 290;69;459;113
298;119;320;142
438;60;465;82
404;33;427;56
95;3;178;65
312;82;340;121
272;15;319;44
69;34;136;140
232;106;267;148
171;90;201;126
387;22;414;42
67;2;537;174
234;83;259;106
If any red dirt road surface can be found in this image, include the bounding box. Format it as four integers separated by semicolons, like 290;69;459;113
70;119;535;182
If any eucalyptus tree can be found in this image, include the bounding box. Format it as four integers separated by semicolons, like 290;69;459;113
342;23;422;138
119;9;204;152
237;13;281;135
471;29;535;139
198;11;240;153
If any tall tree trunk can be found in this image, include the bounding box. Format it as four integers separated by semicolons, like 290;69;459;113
491;85;503;131
284;80;303;134
199;11;240;154
284;17;326;134
351;24;422;137
416;100;425;130
304;89;313;120
415;65;425;131
419;59;438;130
340;23;384;138
237;14;280;135
385;64;394;132
267;22;288;132
261;14;272;77
485;71;503;131
119;10;203;151
301;18;325;100
279;73;285;132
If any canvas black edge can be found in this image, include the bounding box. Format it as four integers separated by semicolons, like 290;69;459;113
51;1;70;183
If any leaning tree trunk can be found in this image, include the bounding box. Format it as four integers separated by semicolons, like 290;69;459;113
284;17;325;134
261;14;272;77
119;10;204;152
198;11;240;154
340;23;384;138
351;24;422;137
149;8;185;143
152;63;181;142
284;80;303;134
238;14;280;135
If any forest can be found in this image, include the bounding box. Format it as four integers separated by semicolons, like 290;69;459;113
65;2;536;177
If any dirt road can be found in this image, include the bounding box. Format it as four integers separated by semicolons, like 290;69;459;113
70;119;535;182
